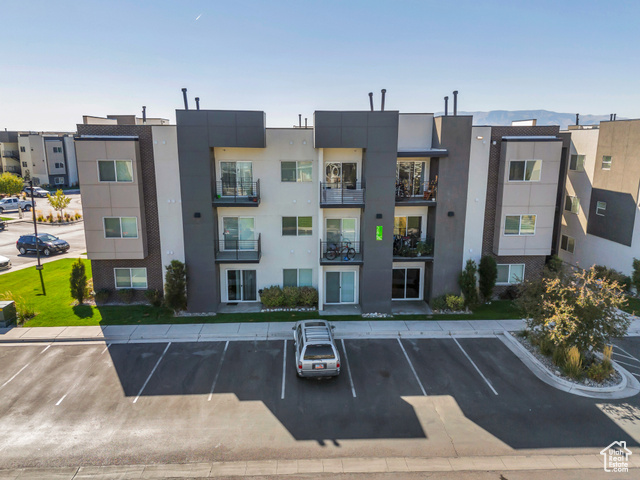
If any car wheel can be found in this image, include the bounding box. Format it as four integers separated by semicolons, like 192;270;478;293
23;205;31;212
19;247;26;255
0;207;3;214
43;248;51;256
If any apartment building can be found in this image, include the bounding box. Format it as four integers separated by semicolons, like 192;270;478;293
17;132;78;187
559;120;640;276
76;101;569;314
0;131;21;175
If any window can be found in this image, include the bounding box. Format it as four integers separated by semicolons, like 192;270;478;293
20;146;25;152
282;216;312;236
54;162;64;169
54;177;64;185
281;161;312;182
283;268;313;287
220;161;253;195
222;217;255;250
394;216;422;237
508;160;542;181
564;195;579;214
561;234;575;254
104;217;138;238
602;156;612;170
596;201;607;216
227;270;257;301
114;268;147;289
569;155;585;172
504;214;536;235
98;160;133;182
396;161;426;196
392;268;421;299
22;161;27;167
53;147;62;153
496;264;525;284
326;218;357;243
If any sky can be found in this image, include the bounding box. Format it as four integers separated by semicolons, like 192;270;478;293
1;0;639;131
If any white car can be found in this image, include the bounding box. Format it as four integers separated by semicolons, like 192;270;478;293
0;255;11;271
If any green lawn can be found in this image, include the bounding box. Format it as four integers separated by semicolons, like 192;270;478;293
623;295;640;316
0;258;521;327
0;217;11;221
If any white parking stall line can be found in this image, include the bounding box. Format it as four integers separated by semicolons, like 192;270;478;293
40;345;51;354
101;343;111;355
133;342;171;404
612;359;640;371
613;345;640;363
0;363;31;390
341;339;357;398
208;341;229;401
396;338;427;396
453;337;498;396
281;340;287;400
613;351;638;361
56;345;114;406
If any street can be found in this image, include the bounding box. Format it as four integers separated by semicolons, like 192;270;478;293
0;336;638;470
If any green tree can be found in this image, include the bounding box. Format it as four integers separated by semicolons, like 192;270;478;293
70;258;88;304
164;260;187;312
0;172;23;196
47;189;71;216
524;266;630;353
632;258;640;294
478;255;497;301
458;259;478;307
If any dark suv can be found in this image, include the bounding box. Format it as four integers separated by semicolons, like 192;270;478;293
16;233;70;256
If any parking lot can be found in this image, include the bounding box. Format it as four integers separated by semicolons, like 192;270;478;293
1;336;639;469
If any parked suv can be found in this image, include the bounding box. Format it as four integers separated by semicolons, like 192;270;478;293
0;197;34;213
292;320;341;378
23;186;49;198
16;233;70;256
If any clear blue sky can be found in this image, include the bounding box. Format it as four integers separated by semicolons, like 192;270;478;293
2;0;638;131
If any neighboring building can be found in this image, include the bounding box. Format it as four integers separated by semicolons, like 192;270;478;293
0;131;21;175
559;120;640;276
76;104;568;313
17;132;79;187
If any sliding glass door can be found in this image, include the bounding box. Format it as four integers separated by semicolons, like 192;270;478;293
392;268;422;300
221;161;253;196
325;162;357;188
227;270;257;302
325;271;356;304
396;161;425;196
223;217;255;250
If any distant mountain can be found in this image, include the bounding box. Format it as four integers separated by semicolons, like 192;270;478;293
435;110;615;130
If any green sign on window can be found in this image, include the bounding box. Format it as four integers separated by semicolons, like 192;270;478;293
376;225;383;241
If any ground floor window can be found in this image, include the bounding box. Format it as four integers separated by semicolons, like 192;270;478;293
227;269;257;301
561;234;575;254
496;264;525;284
283;268;312;287
325;271;356;304
54;177;65;185
392;268;421;299
114;268;147;289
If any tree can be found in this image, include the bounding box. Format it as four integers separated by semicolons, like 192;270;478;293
632;258;640;294
0;172;23;196
478;255;497;301
524;266;630;353
164;260;187;312
458;259;479;307
47;189;71;217
70;258;88;304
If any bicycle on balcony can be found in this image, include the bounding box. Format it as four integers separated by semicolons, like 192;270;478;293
325;237;357;261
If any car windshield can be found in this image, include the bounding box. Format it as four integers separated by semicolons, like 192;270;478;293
38;234;57;242
304;345;335;360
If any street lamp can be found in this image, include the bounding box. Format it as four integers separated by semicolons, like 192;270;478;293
28;180;46;295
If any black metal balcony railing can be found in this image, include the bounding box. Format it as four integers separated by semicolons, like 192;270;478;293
214;234;261;263
395;176;438;203
0;165;20;174
393;235;434;259
1;150;19;159
320;240;364;264
213;180;260;206
320;182;365;207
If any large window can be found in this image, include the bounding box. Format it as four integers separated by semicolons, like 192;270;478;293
569;154;585;172
561;234;575;254
114;268;147;289
392;268;421;300
282;216;312;236
394;216;422;237
283;268;313;287
104;217;138;238
508;160;541;182
281;161;312;182
504;215;536;235
222;217;255;250
227;270;256;301
496;264;525;284
220;161;253;195
564;195;579;214
54;177;64;185
396;161;425;196
602;156;612;170
326;218;356;243
98;160;133;182
596;201;607;216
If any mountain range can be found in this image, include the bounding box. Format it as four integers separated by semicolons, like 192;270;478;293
435;110;616;130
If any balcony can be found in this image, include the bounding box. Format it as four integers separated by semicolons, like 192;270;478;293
320;240;364;265
320;182;365;208
215;234;261;263
213;180;260;207
393;235;434;261
395;176;438;206
1;150;19;159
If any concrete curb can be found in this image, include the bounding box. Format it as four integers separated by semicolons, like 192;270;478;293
500;331;640;399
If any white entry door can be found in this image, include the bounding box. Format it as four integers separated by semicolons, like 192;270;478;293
325;271;356;304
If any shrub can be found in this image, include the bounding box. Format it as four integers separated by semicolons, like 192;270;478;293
75;212;81;220
632;258;640;294
593;265;631;292
552;346;566;368
0;291;35;325
478;255;497;301
445;294;465;311
431;295;447;311
458;259;478;307
563;346;583;380
299;286;318;307
164;260;187;312
36;214;43;222
282;286;300;307
144;289;163;307
117;289;134;304
539;336;554;356
260;286;284;308
95;289;111;304
588;360;614;382
499;284;520;300
69;258;88;304
545;255;564;277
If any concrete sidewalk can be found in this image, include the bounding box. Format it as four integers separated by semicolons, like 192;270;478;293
1;317;640;344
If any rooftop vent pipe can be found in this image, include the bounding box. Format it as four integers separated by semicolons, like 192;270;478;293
610;114;614;121
576;113;579;126
368;92;374;111
381;89;387;111
444;96;449;116
181;88;189;110
142;106;146;124
305;118;308;128
453;90;458;116
613;113;617;121
195;97;200;110
299;114;302;128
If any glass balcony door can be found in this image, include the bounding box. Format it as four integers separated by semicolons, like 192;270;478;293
326;218;357;244
227;270;257;301
221;161;253;196
325;162;357;188
223;217;255;250
325;271;356;304
392;268;421;300
396;161;425;196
